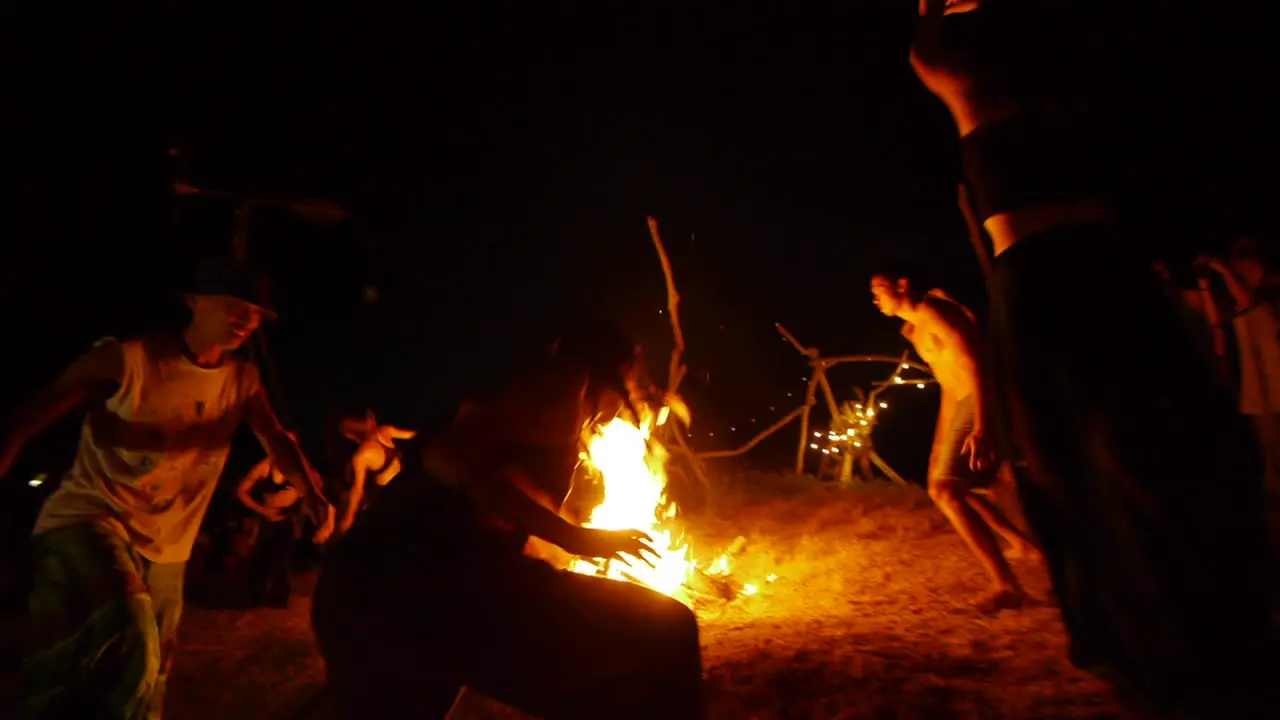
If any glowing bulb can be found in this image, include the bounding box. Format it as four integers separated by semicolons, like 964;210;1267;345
831;447;840;454
901;363;909;369
810;443;818;449
766;573;777;582
813;432;821;438
866;410;875;417
893;377;903;384
879;402;887;408
916;383;925;389
821;449;830;455
845;429;854;436
853;441;862;447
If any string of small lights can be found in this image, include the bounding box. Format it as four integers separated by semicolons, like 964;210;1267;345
808;362;934;457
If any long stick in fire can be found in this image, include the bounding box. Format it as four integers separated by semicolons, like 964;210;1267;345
646;216;711;491
647;216;687;395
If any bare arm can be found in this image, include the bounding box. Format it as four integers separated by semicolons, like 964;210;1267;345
1216;269;1257;314
244;388;327;506
236;458;277;519
339;450;370;532
0;340;124;478
1195;279;1228;358
430;407;587;553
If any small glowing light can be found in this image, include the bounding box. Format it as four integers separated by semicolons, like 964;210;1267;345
768;406;776;411
813;432;822;437
786;392;793;397
801;377;808;382
766;573;778;582
709;432;715;437
821;449;830;455
29;478;43;487
893;377;903;384
901;363;909;369
859;420;868;426
729;426;736;432
879;402;887;408
845;429;854;436
866;410;875;417
810;443;819;449
853;441;862;447
742;584;758;596
830;447;840;454
750;418;757;423
916;383;925;389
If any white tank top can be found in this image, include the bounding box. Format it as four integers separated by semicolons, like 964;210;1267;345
33;336;262;563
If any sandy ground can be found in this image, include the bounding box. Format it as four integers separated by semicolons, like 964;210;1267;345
0;476;1132;719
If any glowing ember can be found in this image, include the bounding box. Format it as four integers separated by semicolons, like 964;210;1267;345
569;410;694;596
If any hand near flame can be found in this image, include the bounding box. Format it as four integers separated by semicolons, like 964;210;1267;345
572;528;660;569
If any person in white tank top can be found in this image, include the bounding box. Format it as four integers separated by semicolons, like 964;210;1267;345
0;256;334;720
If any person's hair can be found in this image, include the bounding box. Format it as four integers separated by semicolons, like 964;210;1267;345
553;318;638;382
870;260;929;304
551;317;642;416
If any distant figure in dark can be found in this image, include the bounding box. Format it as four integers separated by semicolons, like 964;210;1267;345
1196;238;1280;502
236;431;309;608
334;409;416;535
910;2;1269;717
311;319;704;719
871;275;1038;611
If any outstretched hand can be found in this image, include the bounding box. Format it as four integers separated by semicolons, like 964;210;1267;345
962;427;997;473
572;528;660;569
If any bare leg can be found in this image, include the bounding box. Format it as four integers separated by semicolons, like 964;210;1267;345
929;476;1024;609
966;493;1040;559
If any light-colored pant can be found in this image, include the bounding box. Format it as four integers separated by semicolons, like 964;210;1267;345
22;522;185;720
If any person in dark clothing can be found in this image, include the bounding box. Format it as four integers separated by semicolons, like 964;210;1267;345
910;2;1270;717
311;319;704;720
236;435;307;608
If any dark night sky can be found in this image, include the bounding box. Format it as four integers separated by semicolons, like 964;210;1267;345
1;1;1274;480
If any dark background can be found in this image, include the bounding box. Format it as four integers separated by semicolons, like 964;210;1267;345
0;1;1273;500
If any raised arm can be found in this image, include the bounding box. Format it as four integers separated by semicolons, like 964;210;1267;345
0;339;124;479
911;0;1112;255
338;448;371;533
244;389;326;505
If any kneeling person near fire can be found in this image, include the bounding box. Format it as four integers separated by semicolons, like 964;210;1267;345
311;319;705;719
871;271;1037;611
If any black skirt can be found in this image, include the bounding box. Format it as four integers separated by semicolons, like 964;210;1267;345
987;224;1270;713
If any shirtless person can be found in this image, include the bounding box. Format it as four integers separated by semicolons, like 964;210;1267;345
871;272;1036;611
335;410;416;535
0;257;333;719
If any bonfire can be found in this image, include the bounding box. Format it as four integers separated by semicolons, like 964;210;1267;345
567;402;765;606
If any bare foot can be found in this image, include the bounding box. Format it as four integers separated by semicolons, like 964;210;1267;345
974;587;1025;614
1004;542;1041;562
